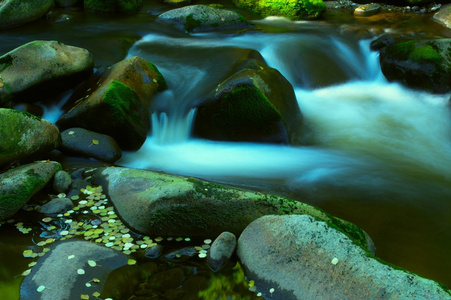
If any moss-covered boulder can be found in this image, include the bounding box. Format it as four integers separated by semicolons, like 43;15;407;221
55;0;82;8
0;109;61;167
233;0;326;20
0;160;61;220
238;215;451;299
194;55;303;144
57;56;166;151
84;0;143;14
0;40;94;106
379;39;451;93
0;0;53;29
20;240;128;300
156;5;253;33
91;167;374;251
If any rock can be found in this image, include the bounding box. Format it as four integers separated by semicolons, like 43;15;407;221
207;231;237;272
0;41;94;105
0;109;61;167
66;178;90;199
20;240;128;300
57;56;166;151
354;4;381;17
156;5;253;33
84;0;143;14
0;161;61;220
53;170;72;193
237;215;451;300
233;0;326;20
433;4;451;29
60;128;122;163
370;34;396;51
194;56;303;144
0;0;53;29
91;167;375;251
38;197;73;214
380;39;451;93
164;0;191;5
100;265;142;300
55;0;81;8
145;244;164;259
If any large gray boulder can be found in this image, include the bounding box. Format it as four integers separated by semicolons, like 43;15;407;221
379;39;451;93
0;0;54;29
91;167;374;253
0;109;61;167
238;215;451;299
20;240;128;300
156;5;253;33
0;40;94;105
57;56;166;151
0;161;61;220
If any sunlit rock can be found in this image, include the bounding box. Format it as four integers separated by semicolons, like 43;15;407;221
59;128;122;163
20;240;128;300
433;4;451;30
194;54;303;144
156;4;254;33
90;167;375;248
57;56;166;151
0;40;94;105
233;0;326;20
238;214;451;299
379;39;451;93
0;0;53;29
0;161;61;220
0;109;61;167
354;4;381;17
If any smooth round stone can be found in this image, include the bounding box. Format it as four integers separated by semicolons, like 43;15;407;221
354;4;381;17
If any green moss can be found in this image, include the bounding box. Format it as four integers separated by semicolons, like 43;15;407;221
84;0;117;13
389;41;443;65
185;14;202;32
10;108;41;122
103;80;140;126
211;86;281;136
146;61;167;92
233;0;326;20
117;0;143;14
0;55;13;73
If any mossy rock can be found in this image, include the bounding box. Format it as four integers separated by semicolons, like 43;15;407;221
380;39;451;93
0;161;61;220
57;56;167;151
0;0;54;29
0;108;61;167
84;0;143;14
233;0;326;20
90;166;374;253
156;4;253;33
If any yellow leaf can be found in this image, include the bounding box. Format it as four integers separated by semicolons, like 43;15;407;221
92;140;99;145
127;259;137;265
81;295;89;300
92;278;100;283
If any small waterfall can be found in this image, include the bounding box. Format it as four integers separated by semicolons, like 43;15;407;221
151;109;196;144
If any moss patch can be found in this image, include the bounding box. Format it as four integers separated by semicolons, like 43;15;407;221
117;0;143;14
146;61;167;92
389;41;443;64
185;14;202;32
84;0;117;13
103;80;140;126
0;55;13;73
233;0;326;20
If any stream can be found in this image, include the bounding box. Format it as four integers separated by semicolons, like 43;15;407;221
1;1;451;297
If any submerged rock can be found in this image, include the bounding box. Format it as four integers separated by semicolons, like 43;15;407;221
194;55;303;144
0;0;53;29
233;0;326;20
379;39;451;93
0;40;94;105
0;161;61;220
90;167;375;253
0;109;61;167
238;215;451;299
84;0;143;14
60;128;122;163
156;5;253;33
38;197;73;214
57;56;166;151
20;240;128;300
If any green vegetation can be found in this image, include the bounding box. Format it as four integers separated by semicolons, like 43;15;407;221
0;55;13;73
389;40;443;64
84;0;117;13
185;14;203;32
233;0;326;20
103;80;140;126
146;61;167;92
117;0;143;14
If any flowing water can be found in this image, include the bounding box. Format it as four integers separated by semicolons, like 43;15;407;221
1;2;451;296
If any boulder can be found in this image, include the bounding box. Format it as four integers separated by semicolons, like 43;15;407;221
433;4;451;30
57;56;166;151
38;197;73;214
0;109;61;167
53;170;72;193
156;5;253;33
233;0;326;20
379;39;451;93
354;4;381;17
194;57;303;144
0;161;61;220
0;0;53;29
84;0;143;14
20;240;128;300
91;167;375;252
0;40;94;105
55;0;81;8
238;215;451;299
207;231;237;272
59;128;122;163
